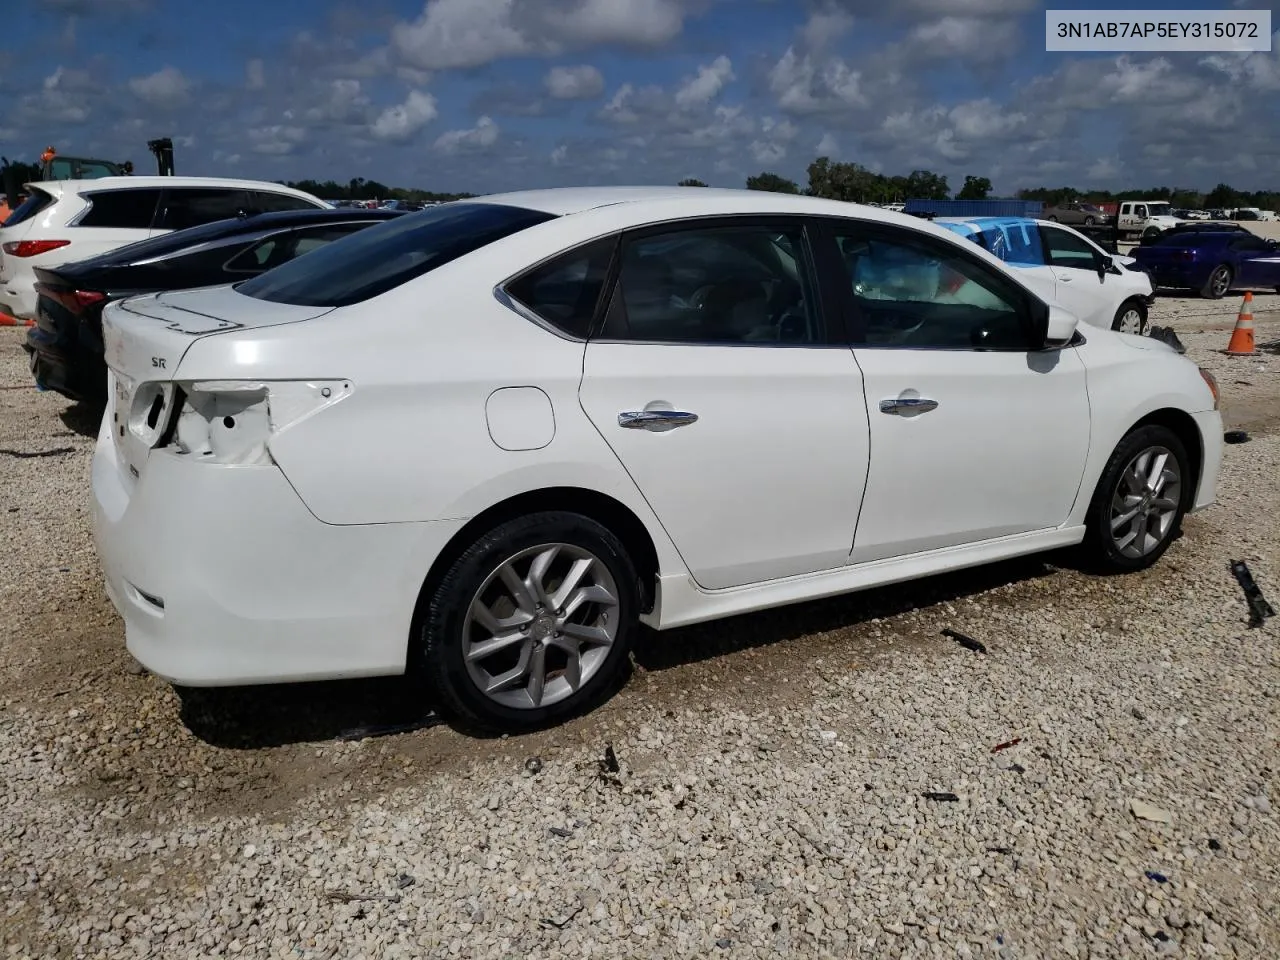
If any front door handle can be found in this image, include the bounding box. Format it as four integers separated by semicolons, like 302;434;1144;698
879;397;939;415
618;409;699;430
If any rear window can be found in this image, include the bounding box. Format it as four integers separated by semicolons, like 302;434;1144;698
1149;232;1215;247
237;202;557;307
77;188;163;229
3;189;56;228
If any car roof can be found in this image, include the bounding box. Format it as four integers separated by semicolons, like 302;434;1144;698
24;176;325;199
48;209;403;276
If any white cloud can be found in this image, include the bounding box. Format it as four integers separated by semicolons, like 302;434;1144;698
245;59;265;90
545;64;605;99
1201;36;1280;91
906;16;1019;59
816;131;839;155
550;143;569;164
768;47;865;113
305;79;373;125
674;55;733;109
370;89;438;142
127;66;190;108
434;115;500;153
801;8;854;49
749;139;786;165
392;0;692;71
246;125;307;156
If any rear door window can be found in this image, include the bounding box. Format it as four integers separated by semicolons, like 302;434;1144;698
505;236;617;339
2;188;57;228
77;189;163;229
254;191;324;213
156;188;250;231
237;202;557;307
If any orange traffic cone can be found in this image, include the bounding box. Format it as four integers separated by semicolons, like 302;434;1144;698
0;311;35;327
1224;292;1257;356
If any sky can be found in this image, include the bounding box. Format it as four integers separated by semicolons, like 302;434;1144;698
1;0;1278;196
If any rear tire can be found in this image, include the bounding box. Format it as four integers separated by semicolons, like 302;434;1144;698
417;511;639;733
1200;264;1232;299
1079;425;1190;574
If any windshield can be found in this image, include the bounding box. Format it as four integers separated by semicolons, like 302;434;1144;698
1147;203;1173;217
236;202;556;307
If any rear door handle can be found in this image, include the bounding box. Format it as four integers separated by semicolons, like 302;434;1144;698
618;409;699;430
879;397;939;415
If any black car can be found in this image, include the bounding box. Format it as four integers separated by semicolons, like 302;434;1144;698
24;207;404;404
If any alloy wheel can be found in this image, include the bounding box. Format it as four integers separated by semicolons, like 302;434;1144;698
1211;267;1231;297
462;543;620;710
1109;446;1182;560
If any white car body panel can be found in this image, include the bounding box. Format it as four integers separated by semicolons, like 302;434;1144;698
850;346;1091;563
89;187;1223;687
579;342;869;589
0;177;326;319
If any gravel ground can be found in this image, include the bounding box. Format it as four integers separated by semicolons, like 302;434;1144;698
1;294;1278;959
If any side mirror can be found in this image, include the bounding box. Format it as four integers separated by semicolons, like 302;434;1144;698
1044;303;1080;346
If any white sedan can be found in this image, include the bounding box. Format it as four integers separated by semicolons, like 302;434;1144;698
933;216;1156;335
91;187;1223;732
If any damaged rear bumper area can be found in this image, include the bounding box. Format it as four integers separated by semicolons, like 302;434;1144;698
91;414;466;687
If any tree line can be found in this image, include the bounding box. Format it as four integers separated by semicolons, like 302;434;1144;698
280;177;476;202
6;151;1278;211
680;158;1280;211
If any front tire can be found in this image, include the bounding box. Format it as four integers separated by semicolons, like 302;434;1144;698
1200;264;1232;299
418;511;639;733
1080;425;1190;573
1084;216;1096;226
1111;299;1147;335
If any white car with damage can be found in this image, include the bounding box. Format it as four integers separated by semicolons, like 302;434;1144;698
92;187;1223;732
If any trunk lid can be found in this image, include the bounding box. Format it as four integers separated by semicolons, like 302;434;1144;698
102;284;332;489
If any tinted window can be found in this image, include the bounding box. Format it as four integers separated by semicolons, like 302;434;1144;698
224;223;371;273
1041;227;1099;268
157;189;248;231
254;191;323;213
505;236;616;339
238;202;556;307
2;189;56;228
599;224;820;344
77;189;162;229
832;228;1029;350
1229;235;1271;253
1150;231;1225;247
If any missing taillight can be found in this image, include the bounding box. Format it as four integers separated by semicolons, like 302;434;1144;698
146;393;165;430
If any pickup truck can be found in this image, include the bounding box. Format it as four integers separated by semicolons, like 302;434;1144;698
1116;200;1185;240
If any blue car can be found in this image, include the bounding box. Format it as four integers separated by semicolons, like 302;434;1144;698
1131;228;1280;299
